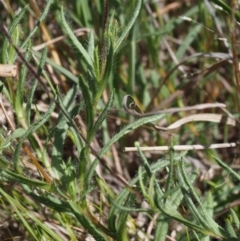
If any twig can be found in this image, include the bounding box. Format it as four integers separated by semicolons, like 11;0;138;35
123;143;238;152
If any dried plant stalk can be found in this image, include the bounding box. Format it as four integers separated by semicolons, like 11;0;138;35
124;143;238;152
0;64;17;77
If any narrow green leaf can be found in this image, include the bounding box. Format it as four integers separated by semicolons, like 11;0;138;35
154;216;169;241
177;163;234;240
15;42;32;122
179;159;221;233
87;30;95;61
225;219;238;239
26;47;47;125
138;166;148;199
79;75;94;132
0;188;39;240
128;24;137;94
94;38;114;106
148;172;156;208
116;194;135;241
84;157;99;191
95;113;165;161
25;189;71;213
7;5;28;34
51;86;78;179
69;124;84;155
154;191;223;239
0;169;51;190
200;193;213;240
87;71;98;100
170;24;202;81
108;157;170;234
111;198;147;212
20;0;53;50
89;90;114;142
137;145;181;208
4;128;26;146
230;209;240;229
61;6;92;67
213;155;240;181
176;25;202;60
0;156;8;168
93;46;101;82
69;202;108;241
36;46;48;75
26;211;65;241
114;0;143;53
203;192;214;218
7;24;21;63
78;147;88;193
1;6;27;62
78;0;92;27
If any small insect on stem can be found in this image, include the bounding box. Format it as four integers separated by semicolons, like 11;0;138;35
0;64;18;77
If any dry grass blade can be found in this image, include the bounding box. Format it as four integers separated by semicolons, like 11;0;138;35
23;28;91;52
154;113;236;132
